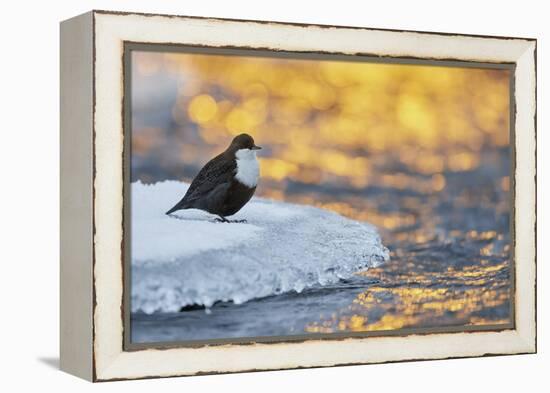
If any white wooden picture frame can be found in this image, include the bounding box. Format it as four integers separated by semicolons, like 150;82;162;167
60;10;536;381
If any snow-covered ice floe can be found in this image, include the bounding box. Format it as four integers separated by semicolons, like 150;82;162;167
132;181;390;313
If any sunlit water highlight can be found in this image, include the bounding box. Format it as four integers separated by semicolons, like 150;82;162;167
131;147;511;342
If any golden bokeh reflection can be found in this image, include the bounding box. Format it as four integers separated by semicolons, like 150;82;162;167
133;50;510;187
306;257;510;333
131;50;512;332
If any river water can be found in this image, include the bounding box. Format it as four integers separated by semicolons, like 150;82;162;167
131;146;511;343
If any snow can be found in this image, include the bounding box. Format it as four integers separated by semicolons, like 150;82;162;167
131;181;390;313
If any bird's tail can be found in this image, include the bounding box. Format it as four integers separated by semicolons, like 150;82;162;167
165;206;178;215
165;201;187;215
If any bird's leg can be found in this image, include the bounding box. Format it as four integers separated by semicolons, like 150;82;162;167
214;216;248;223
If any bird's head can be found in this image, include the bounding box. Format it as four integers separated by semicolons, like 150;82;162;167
228;133;262;152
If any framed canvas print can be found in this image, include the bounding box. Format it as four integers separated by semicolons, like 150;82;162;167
60;10;537;382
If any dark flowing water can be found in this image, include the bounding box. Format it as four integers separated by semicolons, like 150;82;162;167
131;146;511;343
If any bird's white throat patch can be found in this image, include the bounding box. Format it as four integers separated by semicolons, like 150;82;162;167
235;148;259;188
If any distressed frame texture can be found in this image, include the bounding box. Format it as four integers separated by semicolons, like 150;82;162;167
60;10;537;382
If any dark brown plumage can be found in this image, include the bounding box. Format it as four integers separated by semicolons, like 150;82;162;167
166;134;261;221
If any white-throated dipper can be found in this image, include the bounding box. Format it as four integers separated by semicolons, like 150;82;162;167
166;133;261;222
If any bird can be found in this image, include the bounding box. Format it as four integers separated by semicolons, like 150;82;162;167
166;133;261;223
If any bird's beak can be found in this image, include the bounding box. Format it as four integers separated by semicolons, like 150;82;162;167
251;145;262;150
